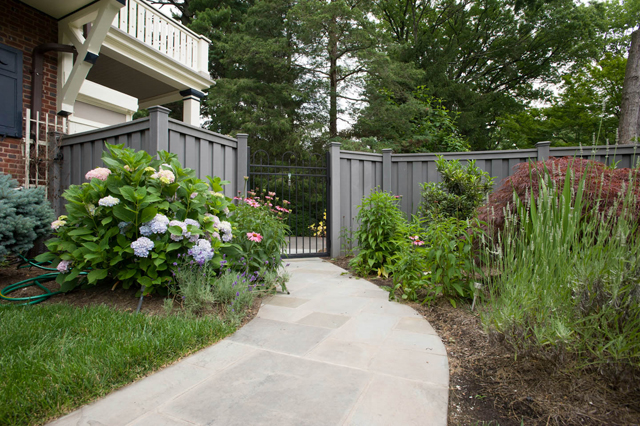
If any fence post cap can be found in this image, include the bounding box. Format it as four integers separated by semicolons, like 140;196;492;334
382;148;393;153
535;141;551;147
329;142;342;148
147;105;171;114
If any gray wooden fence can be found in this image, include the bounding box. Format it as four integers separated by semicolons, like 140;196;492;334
52;106;248;214
52;109;639;257
328;141;640;257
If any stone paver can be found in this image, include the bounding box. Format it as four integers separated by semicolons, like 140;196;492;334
47;258;448;426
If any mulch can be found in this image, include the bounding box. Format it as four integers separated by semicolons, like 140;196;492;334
328;257;640;426
0;259;262;326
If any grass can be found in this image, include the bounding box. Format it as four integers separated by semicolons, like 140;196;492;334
0;303;235;426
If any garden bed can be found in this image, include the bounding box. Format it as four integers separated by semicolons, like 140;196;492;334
330;257;640;426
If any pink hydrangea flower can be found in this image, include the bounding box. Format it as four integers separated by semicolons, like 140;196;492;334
85;167;111;181
57;260;72;273
151;169;175;184
247;232;263;243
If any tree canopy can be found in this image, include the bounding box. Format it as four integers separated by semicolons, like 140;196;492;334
150;0;636;154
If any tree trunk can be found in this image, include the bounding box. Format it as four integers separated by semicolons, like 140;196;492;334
618;28;640;145
329;17;339;138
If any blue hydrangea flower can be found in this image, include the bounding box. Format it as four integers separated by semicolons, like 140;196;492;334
139;225;152;237
187;239;214;265
118;221;131;235
131;237;154;257
149;214;169;234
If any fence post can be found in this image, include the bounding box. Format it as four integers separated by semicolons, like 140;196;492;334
148;105;170;156
49;131;64;216
236;133;248;198
536;141;551;162
382;148;393;192
329;142;341;258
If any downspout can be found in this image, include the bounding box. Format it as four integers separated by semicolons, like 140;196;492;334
31;43;76;119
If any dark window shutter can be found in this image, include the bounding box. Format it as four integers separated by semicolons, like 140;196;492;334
0;44;23;138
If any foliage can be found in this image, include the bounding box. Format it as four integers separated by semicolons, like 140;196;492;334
171;261;256;321
354;87;470;153
420;156;494;221
482;165;640;383
495;53;627;148
0;303;234;426
478;156;640;235
420;218;482;305
36;144;234;294
0;174;54;260
389;217;482;305
368;0;606;150
231;188;289;276
349;189;405;276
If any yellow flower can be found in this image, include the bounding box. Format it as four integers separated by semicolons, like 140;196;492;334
144;167;156;173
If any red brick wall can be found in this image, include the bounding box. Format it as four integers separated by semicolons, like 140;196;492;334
0;0;57;184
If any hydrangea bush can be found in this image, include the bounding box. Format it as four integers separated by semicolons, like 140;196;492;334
36;144;234;294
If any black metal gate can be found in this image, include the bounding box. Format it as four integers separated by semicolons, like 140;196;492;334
248;149;330;258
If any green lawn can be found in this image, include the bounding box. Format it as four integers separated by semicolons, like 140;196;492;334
0;304;235;426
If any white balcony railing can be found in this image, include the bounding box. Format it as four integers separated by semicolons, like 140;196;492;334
112;0;210;74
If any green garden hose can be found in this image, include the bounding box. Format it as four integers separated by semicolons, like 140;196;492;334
0;255;82;306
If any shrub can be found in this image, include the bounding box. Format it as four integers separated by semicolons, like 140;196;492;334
420;155;494;221
0;173;55;260
36;144;234;294
478;156;640;235
482;167;640;384
389;217;482;305
231;188;289;275
349;188;405;276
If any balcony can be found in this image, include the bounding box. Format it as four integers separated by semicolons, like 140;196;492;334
111;0;210;76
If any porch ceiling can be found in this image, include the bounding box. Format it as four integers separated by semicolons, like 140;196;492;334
87;55;176;101
20;0;96;20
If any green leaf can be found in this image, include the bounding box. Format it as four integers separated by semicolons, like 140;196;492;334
119;186;137;203
140;206;158;224
101;216;113;226
68;228;93;236
113;204;136;222
87;269;108;283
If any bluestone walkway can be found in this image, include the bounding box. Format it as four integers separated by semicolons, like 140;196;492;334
48;258;449;426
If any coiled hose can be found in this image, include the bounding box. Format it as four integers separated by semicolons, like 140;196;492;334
0;255;79;306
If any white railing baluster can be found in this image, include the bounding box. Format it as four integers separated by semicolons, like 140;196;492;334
110;0;210;75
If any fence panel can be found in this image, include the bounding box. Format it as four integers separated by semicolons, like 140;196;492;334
55;110;243;215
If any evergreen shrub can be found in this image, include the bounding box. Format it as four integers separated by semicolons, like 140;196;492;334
0;173;55;260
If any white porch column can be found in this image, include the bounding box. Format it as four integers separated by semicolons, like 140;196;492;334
180;89;205;126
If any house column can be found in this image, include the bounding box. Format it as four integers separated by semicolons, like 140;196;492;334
180;89;205;126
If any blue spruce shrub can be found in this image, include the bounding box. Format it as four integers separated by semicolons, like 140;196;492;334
0;173;55;259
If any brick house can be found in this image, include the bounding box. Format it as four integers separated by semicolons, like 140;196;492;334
0;0;213;186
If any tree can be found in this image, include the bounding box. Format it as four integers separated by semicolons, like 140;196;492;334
292;0;378;138
494;52;627;148
618;28;640;144
371;0;605;150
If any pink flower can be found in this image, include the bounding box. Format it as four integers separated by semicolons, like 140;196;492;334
265;196;272;200
409;235;420;241
412;240;424;246
268;191;276;196
247;232;263;243
283;200;290;205
190;192;198;199
85;167;111;181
